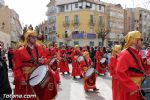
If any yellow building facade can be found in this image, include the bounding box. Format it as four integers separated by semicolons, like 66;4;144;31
57;10;106;38
56;0;106;46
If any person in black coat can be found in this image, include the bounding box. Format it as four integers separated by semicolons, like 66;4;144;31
7;48;14;70
0;48;12;100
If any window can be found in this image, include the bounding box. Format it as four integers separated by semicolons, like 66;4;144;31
65;31;68;38
66;4;69;9
99;5;101;10
59;42;64;47
99;42;102;46
90;3;92;8
90;15;94;23
75;3;78;8
74;41;79;45
65;16;69;24
99;16;103;25
89;41;94;47
74;15;79;24
59;6;65;12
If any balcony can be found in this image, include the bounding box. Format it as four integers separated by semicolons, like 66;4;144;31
87;33;96;39
46;9;56;16
72;33;96;39
89;20;95;26
63;22;70;27
72;33;84;39
72;20;80;26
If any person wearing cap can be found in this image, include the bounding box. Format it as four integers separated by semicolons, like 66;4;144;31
116;31;145;100
59;44;70;74
79;51;99;92
13;30;57;100
108;45;121;100
71;45;83;79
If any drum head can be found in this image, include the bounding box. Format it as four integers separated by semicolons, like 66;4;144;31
140;76;150;100
85;68;94;77
29;65;48;86
77;56;84;62
49;58;56;65
100;58;106;64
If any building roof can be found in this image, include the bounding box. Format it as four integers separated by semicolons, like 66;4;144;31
56;0;104;6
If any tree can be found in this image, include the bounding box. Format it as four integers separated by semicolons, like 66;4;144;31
97;20;110;47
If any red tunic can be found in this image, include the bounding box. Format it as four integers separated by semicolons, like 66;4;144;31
47;47;60;83
13;44;57;100
95;51;106;74
146;48;150;74
116;47;144;100
59;49;69;73
109;56;119;100
71;50;82;76
80;58;96;91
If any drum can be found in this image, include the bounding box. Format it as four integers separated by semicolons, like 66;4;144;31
77;56;84;62
100;58;106;64
85;67;95;78
28;65;49;86
49;58;58;71
140;76;150;100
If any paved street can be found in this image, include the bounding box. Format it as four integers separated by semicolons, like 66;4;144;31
8;64;112;100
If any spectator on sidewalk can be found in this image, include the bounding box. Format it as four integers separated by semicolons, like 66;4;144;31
8;47;14;70
0;44;12;100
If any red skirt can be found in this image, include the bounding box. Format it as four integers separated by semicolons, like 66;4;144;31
84;72;96;91
96;62;106;74
59;60;69;72
71;62;82;76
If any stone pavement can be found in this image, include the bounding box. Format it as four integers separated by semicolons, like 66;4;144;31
8;64;112;100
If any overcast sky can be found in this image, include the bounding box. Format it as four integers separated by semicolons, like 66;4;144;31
4;0;150;28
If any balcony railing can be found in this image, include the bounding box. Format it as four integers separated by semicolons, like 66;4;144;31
63;22;70;27
72;33;96;39
72;20;80;26
89;20;95;26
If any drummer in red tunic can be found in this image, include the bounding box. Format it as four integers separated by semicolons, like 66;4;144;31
71;45;83;79
80;51;99;92
52;43;61;84
59;44;70;74
13;30;57;100
95;47;106;75
116;31;145;100
108;45;121;100
146;47;150;74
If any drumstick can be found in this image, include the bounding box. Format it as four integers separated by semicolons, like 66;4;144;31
139;88;150;92
27;74;39;82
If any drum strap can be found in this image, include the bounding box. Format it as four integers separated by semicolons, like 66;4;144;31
26;46;39;65
127;48;145;75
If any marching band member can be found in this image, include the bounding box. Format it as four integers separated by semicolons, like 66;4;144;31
95;47;106;75
146;47;150;74
71;45;82;79
116;31;145;100
80;51;99;92
59;44;70;74
52;43;61;84
108;45;121;100
13;30;57;100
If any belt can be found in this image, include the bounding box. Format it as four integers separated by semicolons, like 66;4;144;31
130;76;144;86
22;66;36;74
